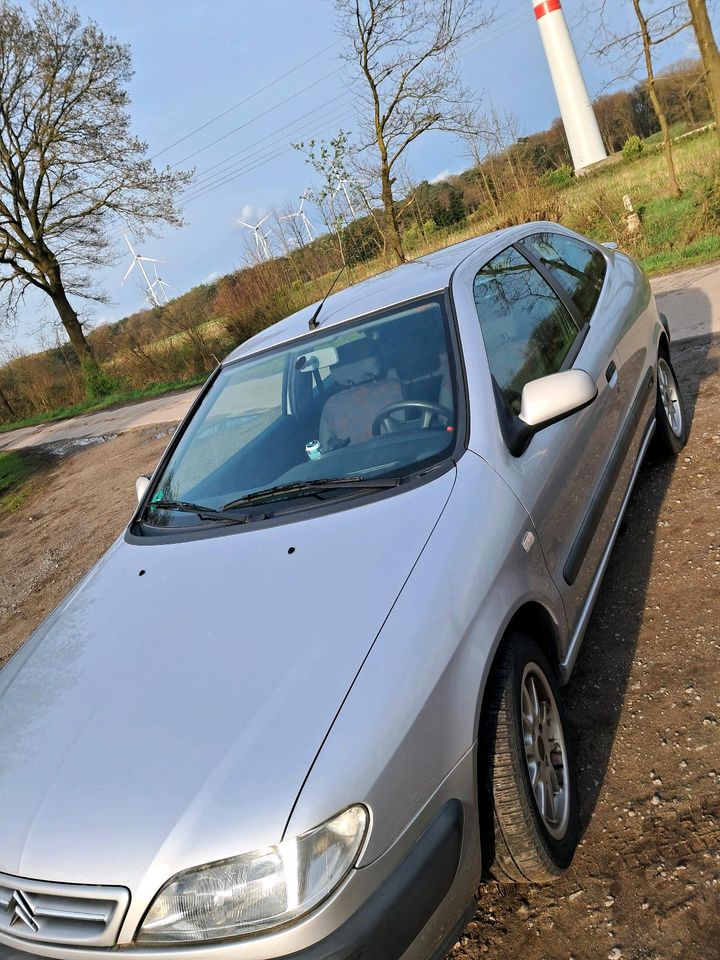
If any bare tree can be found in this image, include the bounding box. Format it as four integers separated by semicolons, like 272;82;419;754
686;0;720;135
333;0;491;264
0;0;190;388
589;0;690;197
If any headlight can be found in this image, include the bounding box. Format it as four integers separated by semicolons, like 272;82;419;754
137;805;368;943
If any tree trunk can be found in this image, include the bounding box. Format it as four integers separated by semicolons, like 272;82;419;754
478;164;499;216
48;285;93;364
379;162;405;264
0;383;14;419
632;0;681;198
687;0;720;136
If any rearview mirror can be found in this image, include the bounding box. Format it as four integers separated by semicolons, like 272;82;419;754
295;346;339;373
502;369;598;457
135;475;151;503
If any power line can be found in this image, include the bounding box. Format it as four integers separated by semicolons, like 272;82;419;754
149;41;340;161
182;111;356;205
173;68;344;167
188;92;354;189
180;17;531;206
153;7;526;173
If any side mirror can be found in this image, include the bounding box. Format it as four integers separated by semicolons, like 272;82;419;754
519;369;598;431
135;475;151;503
602;240;619;250
500;369;598;457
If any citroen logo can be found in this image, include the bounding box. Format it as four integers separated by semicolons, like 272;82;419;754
7;890;39;933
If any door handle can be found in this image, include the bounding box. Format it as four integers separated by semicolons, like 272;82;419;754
605;361;618;385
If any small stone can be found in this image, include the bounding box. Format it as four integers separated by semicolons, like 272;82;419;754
608;949;623;960
517;901;530;918
651;794;661;805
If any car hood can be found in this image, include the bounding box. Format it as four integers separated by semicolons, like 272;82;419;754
0;472;454;897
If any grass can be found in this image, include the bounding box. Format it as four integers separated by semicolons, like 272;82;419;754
640;233;720;273
0;373;208;435
0;450;45;513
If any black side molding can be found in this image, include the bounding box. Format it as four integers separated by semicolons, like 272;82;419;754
563;366;655;586
659;311;671;342
285;800;464;960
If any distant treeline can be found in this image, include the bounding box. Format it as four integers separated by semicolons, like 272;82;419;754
0;58;712;425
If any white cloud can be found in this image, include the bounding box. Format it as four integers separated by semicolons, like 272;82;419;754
430;169;458;184
203;271;221;285
235;204;266;225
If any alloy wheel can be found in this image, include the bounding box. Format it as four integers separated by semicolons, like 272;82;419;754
521;663;571;840
658;357;683;438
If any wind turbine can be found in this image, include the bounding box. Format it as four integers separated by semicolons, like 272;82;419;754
235;214;272;260
151;264;172;304
121;234;162;307
281;195;315;243
336;179;357;218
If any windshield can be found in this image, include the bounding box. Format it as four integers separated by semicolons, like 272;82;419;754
144;296;458;529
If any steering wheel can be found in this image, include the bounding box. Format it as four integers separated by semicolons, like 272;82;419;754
372;401;453;436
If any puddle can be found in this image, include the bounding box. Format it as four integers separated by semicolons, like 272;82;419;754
146;426;176;443
45;433;118;457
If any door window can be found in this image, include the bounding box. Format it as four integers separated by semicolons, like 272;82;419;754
473;247;579;415
522;232;606;323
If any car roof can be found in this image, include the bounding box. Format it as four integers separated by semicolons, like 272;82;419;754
222;223;530;364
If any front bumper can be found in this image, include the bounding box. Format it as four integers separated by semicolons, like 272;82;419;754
0;748;481;960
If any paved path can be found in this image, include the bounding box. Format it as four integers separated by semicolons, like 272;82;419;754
0;389;200;452
1;262;718;453
651;261;720;341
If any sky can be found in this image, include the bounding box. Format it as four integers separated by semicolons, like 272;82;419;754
8;0;707;351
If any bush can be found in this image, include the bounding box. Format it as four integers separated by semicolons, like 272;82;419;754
622;135;644;161
82;357;118;400
540;164;574;189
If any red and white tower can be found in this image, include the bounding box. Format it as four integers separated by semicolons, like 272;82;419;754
532;0;607;171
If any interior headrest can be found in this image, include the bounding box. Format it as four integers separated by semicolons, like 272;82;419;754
331;356;380;385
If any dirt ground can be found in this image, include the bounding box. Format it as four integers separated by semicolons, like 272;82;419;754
0;335;718;960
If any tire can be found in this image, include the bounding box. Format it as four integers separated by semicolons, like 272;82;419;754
479;632;579;884
652;350;687;456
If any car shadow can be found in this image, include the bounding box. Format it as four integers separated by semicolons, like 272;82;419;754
565;320;717;837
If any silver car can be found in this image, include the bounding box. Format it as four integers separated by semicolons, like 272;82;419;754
0;223;686;960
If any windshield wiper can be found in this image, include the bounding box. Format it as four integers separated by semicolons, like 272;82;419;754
147;500;256;524
223;476;401;511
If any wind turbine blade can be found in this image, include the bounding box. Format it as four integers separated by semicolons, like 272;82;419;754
138;256;162;264
236;220;253;229
256;214;269;228
122;260;136;283
123;233;136;257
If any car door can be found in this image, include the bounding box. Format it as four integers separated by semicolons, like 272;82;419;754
468;239;628;633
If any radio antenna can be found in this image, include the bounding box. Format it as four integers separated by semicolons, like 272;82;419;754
308;262;347;330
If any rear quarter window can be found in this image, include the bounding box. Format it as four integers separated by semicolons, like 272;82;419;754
522;232;606;324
